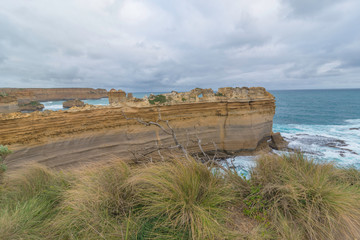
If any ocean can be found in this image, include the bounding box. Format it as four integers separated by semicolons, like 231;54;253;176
41;89;360;168
272;89;360;167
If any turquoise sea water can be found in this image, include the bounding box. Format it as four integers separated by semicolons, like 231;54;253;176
271;89;360;167
41;89;360;167
233;89;360;170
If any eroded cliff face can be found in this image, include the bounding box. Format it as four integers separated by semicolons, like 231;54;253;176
0;88;108;101
0;95;19;113
1;87;275;169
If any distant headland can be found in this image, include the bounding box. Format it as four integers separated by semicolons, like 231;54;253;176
0;88;108;113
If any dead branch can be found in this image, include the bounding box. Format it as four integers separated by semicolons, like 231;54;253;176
121;109;231;169
121;110;190;160
195;133;211;161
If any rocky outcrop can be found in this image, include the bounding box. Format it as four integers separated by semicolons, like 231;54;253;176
0;88;108;101
108;87;274;107
108;89;127;104
269;132;289;150
1;87;275;170
1;91;43;113
18;101;44;112
63;99;85;108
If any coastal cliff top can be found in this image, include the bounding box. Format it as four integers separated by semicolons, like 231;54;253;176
109;86;275;106
0;86;274;120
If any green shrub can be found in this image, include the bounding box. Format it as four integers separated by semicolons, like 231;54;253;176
215;92;224;96
0;145;11;175
20;101;41;107
148;94;167;105
0;145;11;160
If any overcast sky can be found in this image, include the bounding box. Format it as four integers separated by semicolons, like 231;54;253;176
0;0;359;91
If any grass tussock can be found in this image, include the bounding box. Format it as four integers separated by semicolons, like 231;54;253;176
49;159;133;240
1;153;360;239
128;158;236;239
250;153;360;240
0;164;70;240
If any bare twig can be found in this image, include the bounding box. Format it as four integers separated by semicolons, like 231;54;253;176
155;141;164;161
212;142;218;161
195;133;211;161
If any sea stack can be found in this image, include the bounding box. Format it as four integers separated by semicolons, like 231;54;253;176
63;99;85;109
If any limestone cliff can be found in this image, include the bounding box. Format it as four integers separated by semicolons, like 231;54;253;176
0;95;19;113
1;87;275;170
0;88;108;101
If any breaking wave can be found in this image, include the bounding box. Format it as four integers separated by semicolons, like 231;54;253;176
273;119;360;167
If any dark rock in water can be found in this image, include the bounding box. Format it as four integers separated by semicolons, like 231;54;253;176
19;101;44;112
296;133;310;136
269;132;289;150
325;139;348;148
340;148;359;155
350;128;360;130
63;99;85;108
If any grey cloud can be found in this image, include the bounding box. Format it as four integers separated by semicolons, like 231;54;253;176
0;0;359;91
283;0;347;16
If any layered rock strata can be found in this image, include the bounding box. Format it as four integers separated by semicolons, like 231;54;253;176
1;87;275;170
0;88;107;113
0;95;19;113
0;88;108;101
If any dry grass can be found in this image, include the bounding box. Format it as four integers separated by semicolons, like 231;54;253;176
0;164;69;240
1;153;360;240
251;153;360;240
48;159;133;240
128;158;237;239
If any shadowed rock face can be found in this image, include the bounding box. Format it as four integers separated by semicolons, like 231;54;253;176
1;87;275;170
269;132;289;150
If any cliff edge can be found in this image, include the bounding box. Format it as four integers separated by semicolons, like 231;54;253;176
1;87;275;169
0;88;108;102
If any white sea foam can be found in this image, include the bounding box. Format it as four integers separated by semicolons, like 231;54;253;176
273;119;360;167
41;98;109;111
225;156;256;177
45;105;64;110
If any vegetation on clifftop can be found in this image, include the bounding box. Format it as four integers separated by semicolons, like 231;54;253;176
1;153;360;239
148;94;167;105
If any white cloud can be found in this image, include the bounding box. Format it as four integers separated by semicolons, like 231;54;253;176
118;1;152;24
317;61;342;74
